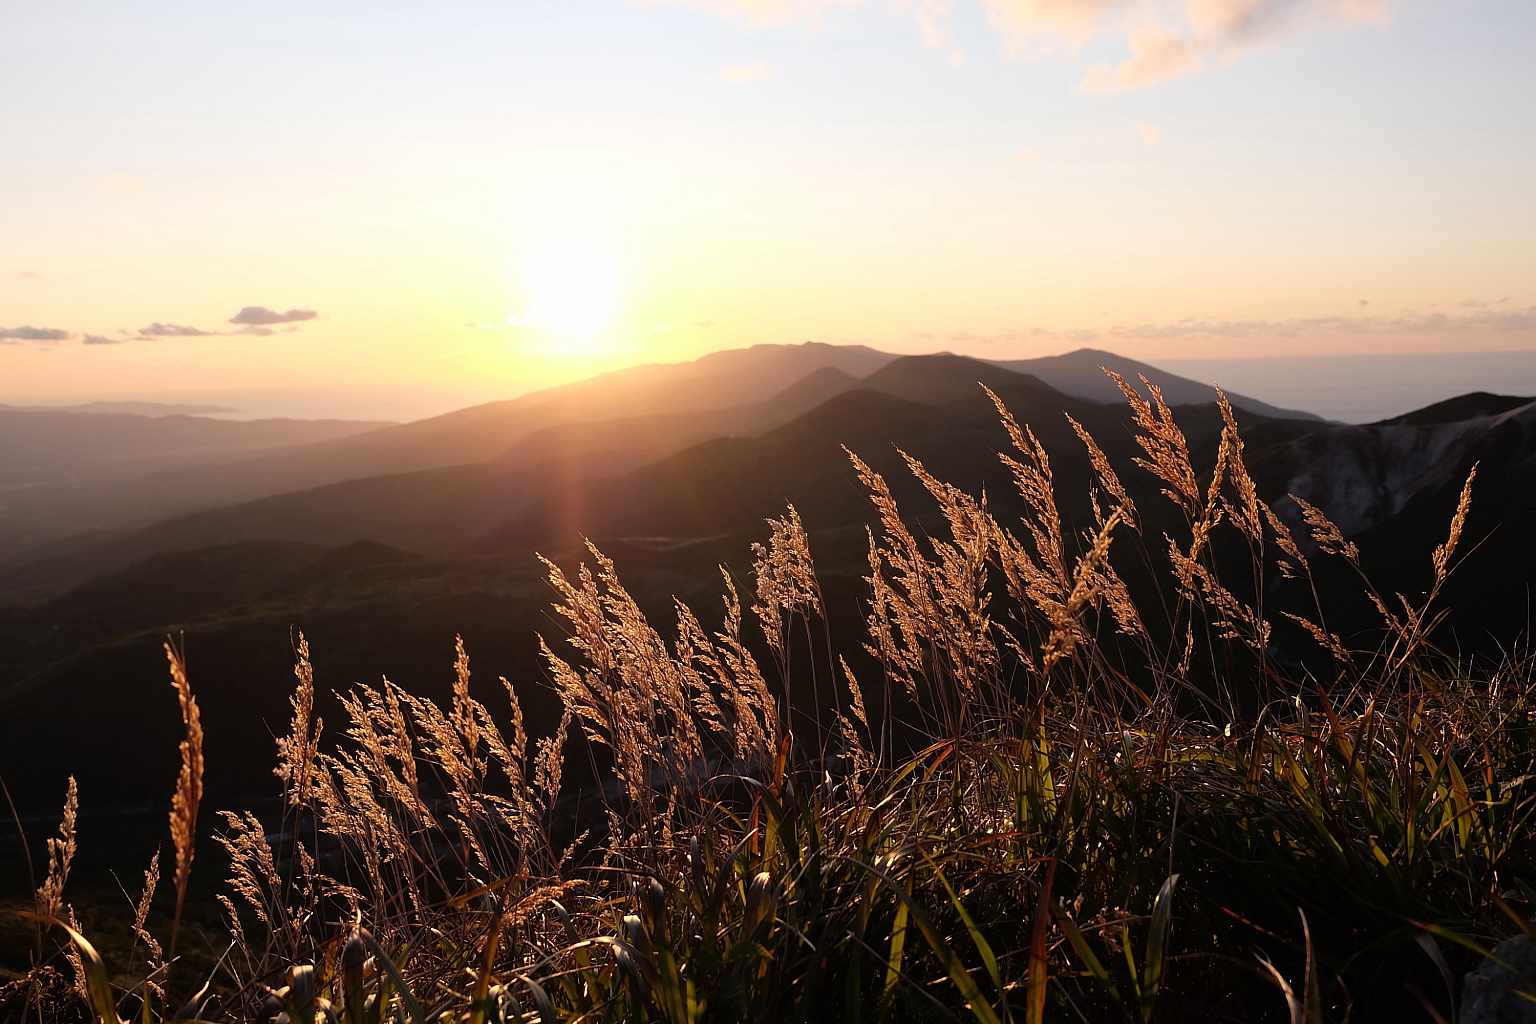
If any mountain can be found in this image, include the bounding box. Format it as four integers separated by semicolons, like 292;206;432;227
1248;393;1535;538
0;364;898;600
1370;391;1533;427
992;348;1325;423
484;353;1304;553
186;342;895;494
1198;390;1536;652
0;400;235;416
2;342;1335;600
1347;399;1536;644
0;408;392;559
0;343;1330;574
863;353;1062;407
0;345;897;562
0;408;390;488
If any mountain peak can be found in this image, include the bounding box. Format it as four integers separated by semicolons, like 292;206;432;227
991;348;1322;422
1372;391;1536;427
862;353;1063;407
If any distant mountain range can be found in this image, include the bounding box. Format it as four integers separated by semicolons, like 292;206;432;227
0;407;393;560
0;399;237;417
0;344;1315;571
1;341;1531;815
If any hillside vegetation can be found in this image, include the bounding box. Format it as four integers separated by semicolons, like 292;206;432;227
5;373;1535;1023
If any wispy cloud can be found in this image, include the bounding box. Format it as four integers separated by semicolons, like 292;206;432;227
1082;1;1388;92
138;322;216;337
665;0;1388;91
229;306;318;326
105;308;320;342
912;304;1536;354
1103;307;1536;340
82;333;127;345
18;271;43;280
0;325;70;343
1135;121;1162;146
1187;0;1385;45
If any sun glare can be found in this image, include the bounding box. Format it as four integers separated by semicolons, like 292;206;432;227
509;234;623;357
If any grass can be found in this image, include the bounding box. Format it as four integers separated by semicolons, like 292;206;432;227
5;372;1535;1022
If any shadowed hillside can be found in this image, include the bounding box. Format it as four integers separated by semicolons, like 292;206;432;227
0;344;1326;575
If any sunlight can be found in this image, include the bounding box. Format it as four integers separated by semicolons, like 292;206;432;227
508;232;623;357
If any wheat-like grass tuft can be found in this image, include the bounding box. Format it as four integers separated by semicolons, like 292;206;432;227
163;640;203;955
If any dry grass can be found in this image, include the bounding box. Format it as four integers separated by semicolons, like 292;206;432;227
6;373;1534;1023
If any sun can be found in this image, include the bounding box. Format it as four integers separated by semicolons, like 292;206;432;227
509;233;623;357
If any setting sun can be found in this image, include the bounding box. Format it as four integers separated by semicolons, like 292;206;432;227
509;233;624;356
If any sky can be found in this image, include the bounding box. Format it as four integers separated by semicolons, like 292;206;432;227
3;0;1534;419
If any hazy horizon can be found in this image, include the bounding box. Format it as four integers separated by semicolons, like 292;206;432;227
7;344;1536;424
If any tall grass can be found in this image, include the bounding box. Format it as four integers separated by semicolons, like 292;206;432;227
7;373;1535;1023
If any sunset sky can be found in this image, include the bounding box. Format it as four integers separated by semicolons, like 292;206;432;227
4;0;1533;418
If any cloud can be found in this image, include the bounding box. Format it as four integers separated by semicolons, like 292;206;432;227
981;0;1120;48
18;271;42;280
1096;306;1536;340
82;333;126;345
925;304;1536;353
721;60;774;82
1082;24;1202;92
0;325;70;343
913;0;967;62
229;306;318;326
1186;0;1383;44
1187;0;1303;43
666;0;1389;91
138;322;216;337
1079;0;1390;92
1136;121;1162;145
